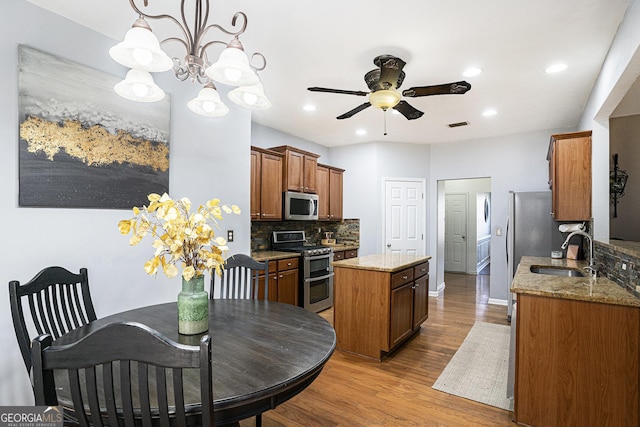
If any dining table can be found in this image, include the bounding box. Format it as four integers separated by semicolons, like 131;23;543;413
52;299;336;426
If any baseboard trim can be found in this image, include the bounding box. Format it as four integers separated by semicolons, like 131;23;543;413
430;281;445;297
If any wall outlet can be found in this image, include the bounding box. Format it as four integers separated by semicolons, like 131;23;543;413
227;230;234;242
496;228;503;236
622;263;627;271
636;285;640;293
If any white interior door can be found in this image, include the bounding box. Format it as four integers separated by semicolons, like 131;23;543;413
445;193;467;272
383;179;424;255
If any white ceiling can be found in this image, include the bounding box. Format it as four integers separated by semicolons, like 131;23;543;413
26;0;631;147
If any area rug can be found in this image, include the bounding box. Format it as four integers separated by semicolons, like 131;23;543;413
432;321;513;411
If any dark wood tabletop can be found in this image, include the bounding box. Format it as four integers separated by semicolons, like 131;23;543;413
53;300;336;425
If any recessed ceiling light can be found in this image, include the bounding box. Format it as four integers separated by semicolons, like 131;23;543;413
303;104;317;111
482;109;497;117
463;67;482;77
355;129;367;136
545;63;567;74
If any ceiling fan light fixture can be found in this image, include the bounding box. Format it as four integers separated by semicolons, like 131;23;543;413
369;89;401;109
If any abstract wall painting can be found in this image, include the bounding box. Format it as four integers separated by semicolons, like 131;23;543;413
18;45;171;209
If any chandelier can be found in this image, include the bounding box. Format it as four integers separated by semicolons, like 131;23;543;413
109;0;271;117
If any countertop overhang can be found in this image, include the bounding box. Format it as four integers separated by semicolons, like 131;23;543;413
511;256;640;307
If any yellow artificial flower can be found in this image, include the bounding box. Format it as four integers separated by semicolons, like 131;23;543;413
119;193;240;280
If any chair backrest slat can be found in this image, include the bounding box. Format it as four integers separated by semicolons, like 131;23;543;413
9;266;97;373
32;322;214;427
211;254;268;301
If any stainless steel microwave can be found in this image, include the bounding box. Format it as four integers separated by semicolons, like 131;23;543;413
284;191;318;220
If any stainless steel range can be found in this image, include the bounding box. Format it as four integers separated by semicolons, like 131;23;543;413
272;231;333;313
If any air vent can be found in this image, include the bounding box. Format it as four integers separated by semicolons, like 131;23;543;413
448;121;469;128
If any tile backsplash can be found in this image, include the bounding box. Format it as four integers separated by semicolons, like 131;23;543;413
594;240;640;298
251;218;360;252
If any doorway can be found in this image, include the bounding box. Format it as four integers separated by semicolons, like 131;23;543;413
442;178;491;275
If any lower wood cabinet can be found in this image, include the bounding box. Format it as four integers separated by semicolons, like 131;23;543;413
333;249;358;261
334;259;429;360
259;257;299;306
514;294;639;426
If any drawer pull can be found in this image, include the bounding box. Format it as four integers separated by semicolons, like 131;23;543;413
402;275;408;280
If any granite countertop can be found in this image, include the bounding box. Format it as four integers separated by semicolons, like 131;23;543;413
251;251;301;262
511;256;640;307
323;243;360;251
332;254;431;273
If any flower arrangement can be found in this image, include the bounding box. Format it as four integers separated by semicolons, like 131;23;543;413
118;193;240;281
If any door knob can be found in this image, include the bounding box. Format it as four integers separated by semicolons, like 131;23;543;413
387;243;391;248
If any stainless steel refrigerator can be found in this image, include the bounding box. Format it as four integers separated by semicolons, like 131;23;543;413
506;191;565;401
506;191;565;318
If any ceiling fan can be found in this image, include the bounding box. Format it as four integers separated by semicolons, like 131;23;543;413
308;54;471;121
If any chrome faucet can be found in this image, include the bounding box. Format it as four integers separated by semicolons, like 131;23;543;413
561;230;597;277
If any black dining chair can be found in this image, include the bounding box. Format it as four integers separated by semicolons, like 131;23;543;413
9;266;97;374
210;254;268;426
32;321;214;427
211;254;269;301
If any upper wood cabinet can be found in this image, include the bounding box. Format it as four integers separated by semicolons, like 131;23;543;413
317;163;344;221
250;147;283;221
547;131;592;221
269;145;319;193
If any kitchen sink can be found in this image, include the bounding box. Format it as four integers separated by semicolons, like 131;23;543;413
530;265;586;277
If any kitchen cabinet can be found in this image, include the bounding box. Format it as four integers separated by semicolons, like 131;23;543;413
270;145;319;194
390;262;429;346
259;257;299;306
333;255;430;360
547;131;592;221
250;147;283;221
317;164;345;221
514;294;639;426
333;249;358;261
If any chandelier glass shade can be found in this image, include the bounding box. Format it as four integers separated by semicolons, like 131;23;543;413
228;80;271;110
114;68;165;102
187;83;230;117
109;0;270;116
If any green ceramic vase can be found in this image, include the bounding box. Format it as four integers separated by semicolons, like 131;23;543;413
177;275;209;335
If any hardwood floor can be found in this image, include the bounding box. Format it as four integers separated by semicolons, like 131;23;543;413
240;271;518;426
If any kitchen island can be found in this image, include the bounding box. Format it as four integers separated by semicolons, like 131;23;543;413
333;254;431;360
511;256;640;427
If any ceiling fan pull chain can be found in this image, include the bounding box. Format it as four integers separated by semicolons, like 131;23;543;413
384;109;388;136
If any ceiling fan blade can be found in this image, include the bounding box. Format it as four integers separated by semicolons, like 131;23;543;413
402;81;472;97
337;102;371;119
376;55;406;90
393;101;424;120
308;87;369;96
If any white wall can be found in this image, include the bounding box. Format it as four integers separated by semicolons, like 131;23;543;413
251;122;331;161
428;128;573;302
1;0;252;404
579;0;640;241
330;141;430;256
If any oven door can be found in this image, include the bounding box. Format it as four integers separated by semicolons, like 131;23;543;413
303;273;333;313
304;253;332;279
